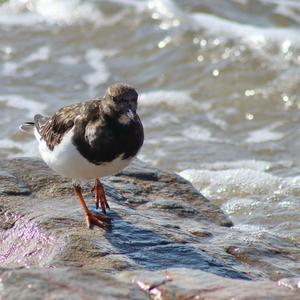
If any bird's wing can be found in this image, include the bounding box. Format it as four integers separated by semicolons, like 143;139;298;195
34;103;85;151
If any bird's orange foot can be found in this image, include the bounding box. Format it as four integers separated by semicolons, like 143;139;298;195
92;178;110;214
85;212;112;230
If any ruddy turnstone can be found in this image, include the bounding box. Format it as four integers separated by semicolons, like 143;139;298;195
20;83;144;229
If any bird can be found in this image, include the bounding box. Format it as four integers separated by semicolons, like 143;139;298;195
20;83;144;229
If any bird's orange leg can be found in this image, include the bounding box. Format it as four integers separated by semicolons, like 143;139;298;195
74;184;111;229
92;178;110;214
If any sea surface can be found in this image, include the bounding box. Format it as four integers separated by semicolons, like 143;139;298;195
1;0;300;271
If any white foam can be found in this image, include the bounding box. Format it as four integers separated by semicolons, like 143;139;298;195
145;136;186;145
233;223;269;235
178;159;297;198
139;90;193;107
206;112;228;130
191;13;300;46
82;49;115;93
179;158;300;242
182;125;219;142
1;0;298;53
33;0;103;24
195;160;292;172
58;55;80;65
147;0;300;47
146;112;179;127
149;0;183;20
222;197;261;215
261;0;300;9
2;62;18;76
23;46;50;63
1;47;50;77
109;0;146;11
0;138;21;149
273;3;300;24
0;138;39;158
180;168;282;199
0;94;46;118
0;11;43;26
0;0;107;26
245;123;284;143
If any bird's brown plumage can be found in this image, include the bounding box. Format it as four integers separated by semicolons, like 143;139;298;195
21;83;144;230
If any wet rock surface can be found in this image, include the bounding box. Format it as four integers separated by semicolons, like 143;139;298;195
0;158;300;299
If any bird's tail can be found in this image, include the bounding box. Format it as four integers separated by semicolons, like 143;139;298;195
19;122;35;135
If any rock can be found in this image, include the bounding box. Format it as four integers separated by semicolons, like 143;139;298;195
0;157;300;299
0;267;147;300
1;267;299;300
120;268;300;300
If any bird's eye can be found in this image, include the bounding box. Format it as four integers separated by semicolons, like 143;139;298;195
112;96;118;102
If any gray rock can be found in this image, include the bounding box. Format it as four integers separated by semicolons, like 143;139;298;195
0;268;147;300
119;268;300;300
0;157;299;299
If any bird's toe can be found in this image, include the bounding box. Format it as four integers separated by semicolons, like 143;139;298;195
85;212;112;230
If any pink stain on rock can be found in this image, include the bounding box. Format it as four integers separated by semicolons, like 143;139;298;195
0;212;55;268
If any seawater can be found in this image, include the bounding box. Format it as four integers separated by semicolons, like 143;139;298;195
1;0;300;267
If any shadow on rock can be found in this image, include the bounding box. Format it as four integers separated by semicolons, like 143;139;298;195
104;212;251;280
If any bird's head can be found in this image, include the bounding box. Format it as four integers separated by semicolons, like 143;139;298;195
103;83;138;124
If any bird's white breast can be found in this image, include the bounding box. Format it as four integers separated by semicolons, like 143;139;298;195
34;127;132;181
